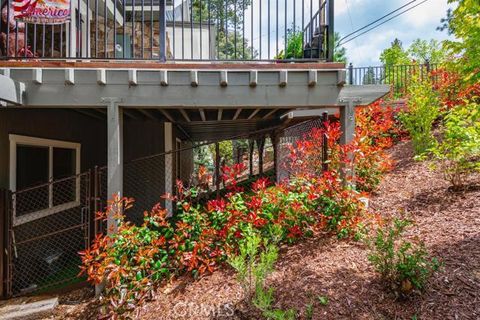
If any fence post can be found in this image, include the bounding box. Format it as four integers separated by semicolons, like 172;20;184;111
0;189;11;299
348;63;354;85
321;112;329;172
215;143;221;198
248;139;255;177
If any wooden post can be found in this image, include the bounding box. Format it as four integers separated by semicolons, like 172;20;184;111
256;137;266;176
0;189;8;298
270;132;279;182
105;98;124;233
248;139;255;177
322;112;329;172
339;99;360;186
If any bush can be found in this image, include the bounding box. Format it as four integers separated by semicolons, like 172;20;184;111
400;72;440;155
228;230;296;320
368;219;439;296
79;197;175;316
429;101;480;190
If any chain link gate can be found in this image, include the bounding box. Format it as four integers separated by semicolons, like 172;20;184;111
6;172;91;297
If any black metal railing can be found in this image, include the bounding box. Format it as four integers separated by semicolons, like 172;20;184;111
0;0;333;61
347;62;439;96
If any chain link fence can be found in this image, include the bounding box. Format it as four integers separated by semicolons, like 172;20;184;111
277;116;328;182
6;172;91;297
3;118;327;297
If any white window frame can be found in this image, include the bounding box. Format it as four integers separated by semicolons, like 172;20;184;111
9;134;81;226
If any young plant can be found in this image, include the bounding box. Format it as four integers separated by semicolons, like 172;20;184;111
228;229;295;319
400;72;440;155
429;101;480;190
368;219;439;296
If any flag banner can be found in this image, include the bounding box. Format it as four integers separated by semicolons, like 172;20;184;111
13;0;71;24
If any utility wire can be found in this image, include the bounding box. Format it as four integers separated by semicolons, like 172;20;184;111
338;0;418;44
338;0;430;46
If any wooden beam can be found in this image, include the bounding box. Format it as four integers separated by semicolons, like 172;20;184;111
158;109;175;122
137;109;159;120
262;108;279;119
247;108;261;120
233;108;242;120
179;109;191;122
199;108;206;121
74;109;104;120
123;109;142;120
217;109;223;121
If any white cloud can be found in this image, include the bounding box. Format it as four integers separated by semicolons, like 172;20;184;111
337;0;455;66
400;0;450;29
335;0;369;16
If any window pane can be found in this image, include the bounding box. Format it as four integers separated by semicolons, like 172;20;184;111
53;148;76;179
16;145;49;216
52;148;77;206
17;145;49;189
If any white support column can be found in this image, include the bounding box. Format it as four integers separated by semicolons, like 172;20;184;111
339;98;361;185
339;99;357;146
104;97;124;233
164;122;173;216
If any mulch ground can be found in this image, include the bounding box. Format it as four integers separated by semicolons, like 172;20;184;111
49;140;480;320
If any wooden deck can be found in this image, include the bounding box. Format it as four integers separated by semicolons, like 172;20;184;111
0;60;345;70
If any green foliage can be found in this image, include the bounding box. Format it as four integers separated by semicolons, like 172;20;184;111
275;27;304;60
407;39;446;64
228;231;295;320
192;0;256;59
317;296;329;306
208;140;234;164
368;219;439;296
429;101;480;189
400;73;440;155
334;32;347;63
380;39;410;66
442;0;480;83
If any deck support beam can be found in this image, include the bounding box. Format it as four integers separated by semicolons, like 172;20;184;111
339;98;360;184
105;97;124;234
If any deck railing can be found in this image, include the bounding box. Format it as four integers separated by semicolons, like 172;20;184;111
0;0;333;61
347;62;439;96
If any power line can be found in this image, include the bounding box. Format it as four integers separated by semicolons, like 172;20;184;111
338;0;431;46
338;0;418;44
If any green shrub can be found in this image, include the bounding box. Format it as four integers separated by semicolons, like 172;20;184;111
400;72;440;155
228;230;296;319
429;101;480;190
275;27;304;60
368;219;439;296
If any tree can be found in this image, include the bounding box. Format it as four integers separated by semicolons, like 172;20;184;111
442;0;480;83
380;39;410;66
362;67;377;85
334;32;347;63
192;0;256;59
407;39;445;64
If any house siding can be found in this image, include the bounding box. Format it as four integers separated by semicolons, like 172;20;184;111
0;109;107;190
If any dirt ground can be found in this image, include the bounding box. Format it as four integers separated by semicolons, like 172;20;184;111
48;140;480;320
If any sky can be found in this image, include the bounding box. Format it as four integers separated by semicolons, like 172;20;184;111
335;0;457;66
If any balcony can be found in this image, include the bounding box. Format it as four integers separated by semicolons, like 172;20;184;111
0;0;333;62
